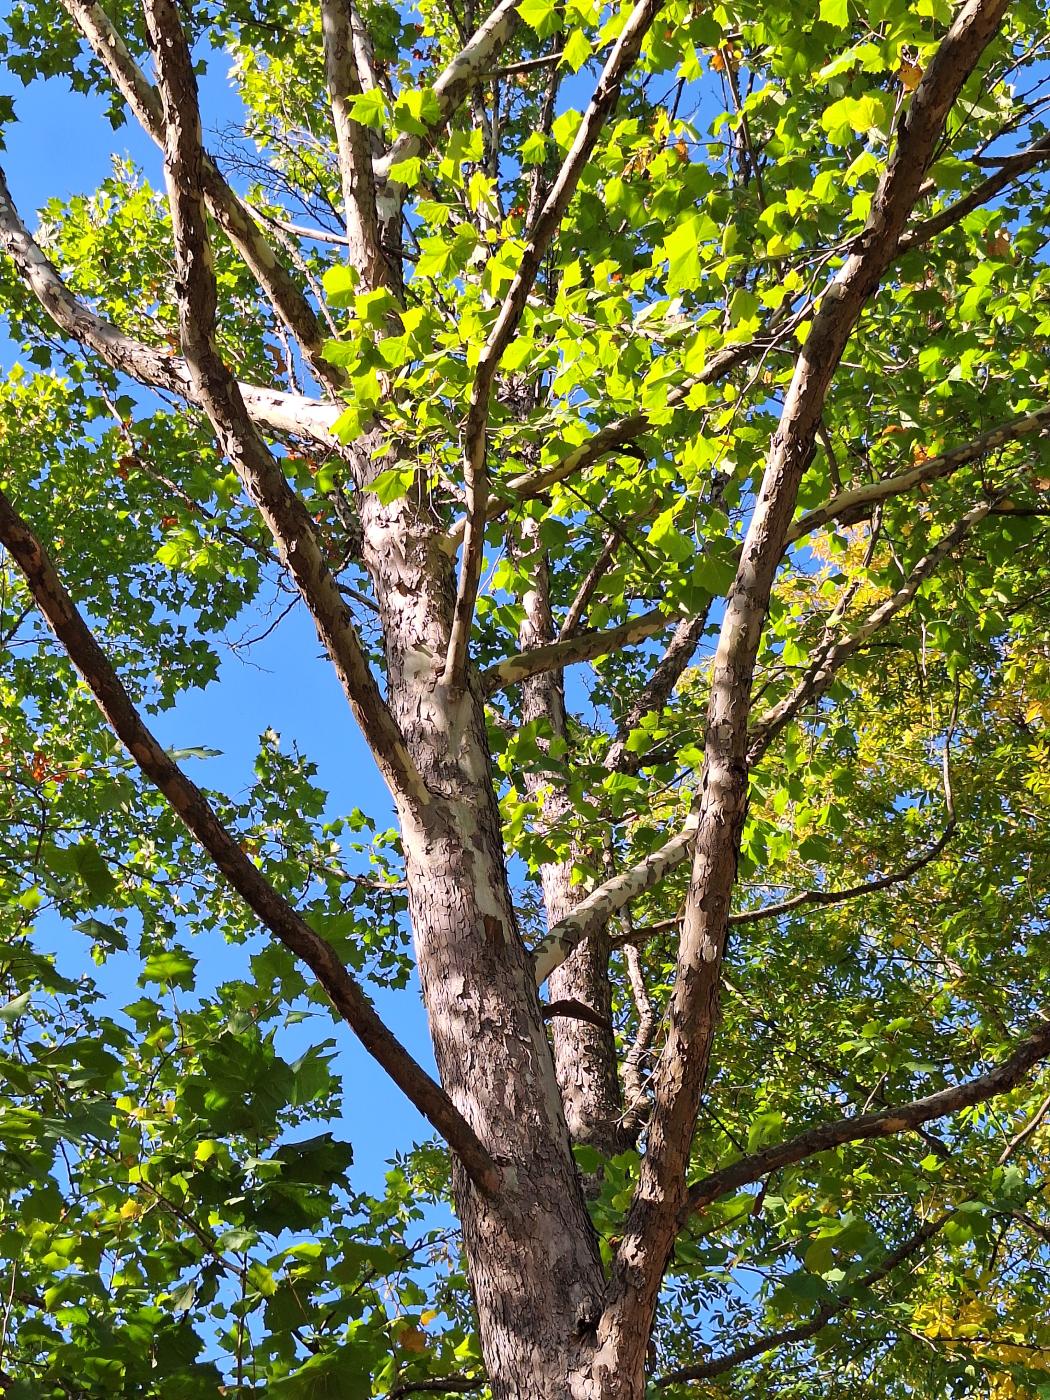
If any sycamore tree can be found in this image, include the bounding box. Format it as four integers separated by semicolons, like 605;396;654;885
2;0;1050;1393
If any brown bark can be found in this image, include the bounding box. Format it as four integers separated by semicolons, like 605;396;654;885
320;0;390;289
143;0;424;812
4;3;1027;1397
0;489;496;1191
590;4;1012;1388
354;479;609;1397
142;15;613;1385
517;531;625;1156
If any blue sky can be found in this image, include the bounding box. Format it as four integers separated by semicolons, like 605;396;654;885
0;45;439;1192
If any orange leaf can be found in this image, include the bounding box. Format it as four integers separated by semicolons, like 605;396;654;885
985;229;1011;257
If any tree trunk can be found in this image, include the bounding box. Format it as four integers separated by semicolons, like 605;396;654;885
356;480;619;1396
518;531;625;1156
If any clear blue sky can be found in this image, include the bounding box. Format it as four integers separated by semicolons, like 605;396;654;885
0;41;439;1192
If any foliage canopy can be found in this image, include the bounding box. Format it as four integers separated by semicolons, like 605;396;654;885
0;0;1049;1395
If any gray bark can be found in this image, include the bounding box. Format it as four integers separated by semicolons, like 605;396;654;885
2;2;1017;1396
356;478;610;1396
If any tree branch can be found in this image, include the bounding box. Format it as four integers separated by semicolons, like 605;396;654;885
443;0;663;692
141;0;427;813
732;710;958;927
0;488;498;1194
447;330;807;551
603;604;715;775
787;402;1050;543
656;1214;951;1386
732;822;956;927
899;130;1050;255
622;940;658;1137
386;1377;484;1399
533;821;699;986
320;0;389;287
373;0;521;187
542;998;614;1032
0;167;337;445
530;488;1011;982
248;208;350;246
482;605;673;694
559;529;620;639
348;1;387;101
684;1012;1050;1217
59;0;339;389
597;0;1011;1345
997;1086;1050;1164
749;497;996;762
483;392;1050;698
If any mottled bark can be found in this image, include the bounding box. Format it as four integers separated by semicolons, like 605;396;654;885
356;477;608;1397
517;531;624;1157
5;3;1020;1397
592;2;1012;1383
320;0;390;288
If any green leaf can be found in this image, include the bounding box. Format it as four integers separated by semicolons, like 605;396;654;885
520;131;548;165
322;263;357;308
819;0;850;26
392;88;441;137
269;1350;372;1398
75;918;128;952
664;213;718;293
366;466;416;504
388;156;423;188
140;948;197;991
348;88;386;129
518;0;562;35
562;27;592;71
821;93;885;146
803;1236;836;1275
747;1110;785;1152
0;992;32;1022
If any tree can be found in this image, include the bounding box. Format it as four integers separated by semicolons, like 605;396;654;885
0;0;1049;1393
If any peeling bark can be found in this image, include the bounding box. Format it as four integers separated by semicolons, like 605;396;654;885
517;528;625;1157
356;477;608;1396
1;1;1022;1395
